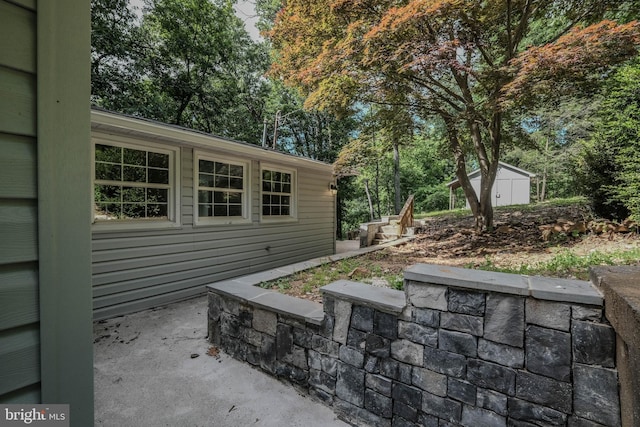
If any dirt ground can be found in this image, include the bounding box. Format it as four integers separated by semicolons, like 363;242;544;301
266;202;640;303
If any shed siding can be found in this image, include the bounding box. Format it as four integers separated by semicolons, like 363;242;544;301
466;164;532;208
0;0;40;402
92;135;335;320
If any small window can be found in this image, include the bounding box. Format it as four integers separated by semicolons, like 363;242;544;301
261;167;296;219
93;142;177;225
195;154;249;224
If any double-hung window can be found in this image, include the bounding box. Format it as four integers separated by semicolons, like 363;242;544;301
195;153;249;224
93;140;178;227
261;166;296;220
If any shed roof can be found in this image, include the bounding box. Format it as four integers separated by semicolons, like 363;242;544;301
446;161;536;190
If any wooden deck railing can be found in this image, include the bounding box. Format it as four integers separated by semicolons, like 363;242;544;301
397;194;414;236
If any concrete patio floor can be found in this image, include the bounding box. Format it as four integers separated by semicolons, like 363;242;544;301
94;296;349;427
94;238;406;426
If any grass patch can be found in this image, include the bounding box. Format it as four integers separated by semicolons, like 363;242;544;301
473;246;640;280
258;254;405;296
415;196;588;220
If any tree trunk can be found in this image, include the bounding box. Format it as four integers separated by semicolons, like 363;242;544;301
375;160;381;219
336;191;343;240
444;118;498;232
541;137;549;202
364;179;375;221
393;142;401;214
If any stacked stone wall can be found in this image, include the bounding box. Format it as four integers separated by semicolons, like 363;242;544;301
208;264;621;426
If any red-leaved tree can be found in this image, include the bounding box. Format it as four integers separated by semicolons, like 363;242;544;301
269;0;640;230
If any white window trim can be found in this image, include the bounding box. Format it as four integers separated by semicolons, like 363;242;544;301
260;163;298;223
193;151;251;226
91;135;181;231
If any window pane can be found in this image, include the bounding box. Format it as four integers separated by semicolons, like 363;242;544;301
262;194;270;204
199;173;214;188
271;206;281;215
123;148;146;166
229;177;243;190
213;191;226;203
213;205;227;216
215;176;229;188
274;172;281;182
96;203;121;219
94;184;120;202
271;195;280;204
148;168;169;184
123;203;145;219
228;192;242;203
281;196;290;206
147;204;168;218
282;184;291;194
199;190;212;203
281;206;290;216
149;152;169;168
95;144;121;163
274;182;281;192
262;181;272;192
282;173;291;183
229;165;243;177
123;165;146;182
148;188;168;203
199;159;214;173
215;162;229;175
228;205;242;216
95;163;121;181
199;204;212;217
262;170;271;181
122;187;145;203
262;206;270;216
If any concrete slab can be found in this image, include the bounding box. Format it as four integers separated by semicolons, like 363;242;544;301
94;296;347;427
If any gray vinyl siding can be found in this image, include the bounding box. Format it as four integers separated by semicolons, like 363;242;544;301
0;0;40;402
92;127;335;320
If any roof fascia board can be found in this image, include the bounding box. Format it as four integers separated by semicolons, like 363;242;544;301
90;110;333;173
447;161;536;187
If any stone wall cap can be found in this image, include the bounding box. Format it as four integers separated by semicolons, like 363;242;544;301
250;292;325;325
320;280;406;313
404;264;529;296
404;264;602;306
207;281;324;325
528;275;602;305
207;280;271;300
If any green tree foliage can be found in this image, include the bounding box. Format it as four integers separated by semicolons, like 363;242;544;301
576;58;640;220
264;82;356;162
269;0;640;230
502;98;601;201
91;0;272;144
91;0;144;107
335;121;453;235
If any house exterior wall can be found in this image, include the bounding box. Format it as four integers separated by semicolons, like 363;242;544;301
91;114;336;320
1;1;94;425
0;0;40;403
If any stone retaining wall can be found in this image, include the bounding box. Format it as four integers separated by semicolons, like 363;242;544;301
208;264;621;426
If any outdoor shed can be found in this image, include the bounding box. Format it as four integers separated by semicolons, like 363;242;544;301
447;161;536;209
91;109;336;320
